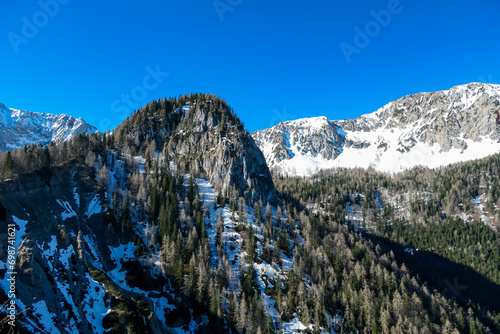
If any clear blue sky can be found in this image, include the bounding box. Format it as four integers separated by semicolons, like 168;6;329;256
1;0;499;133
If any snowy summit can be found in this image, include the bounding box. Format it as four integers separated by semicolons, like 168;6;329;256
0;102;97;151
252;83;500;176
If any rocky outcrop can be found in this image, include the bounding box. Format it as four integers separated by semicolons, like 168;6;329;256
166;102;277;204
113;95;277;204
253;117;345;166
336;82;500;151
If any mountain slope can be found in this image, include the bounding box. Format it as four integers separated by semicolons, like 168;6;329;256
0;93;498;333
113;94;276;204
253;82;500;175
252;116;346;176
0;102;97;151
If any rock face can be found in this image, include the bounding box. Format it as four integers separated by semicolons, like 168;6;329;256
0;166;183;333
336;82;500;151
165;102;277;204
0;168;103;333
0;102;97;151
113;95;277;204
252;116;346;176
0;95;278;333
253;83;500;175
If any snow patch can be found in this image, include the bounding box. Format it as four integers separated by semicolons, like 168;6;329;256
36;235;58;271
85;194;102;218
83;273;110;334
56;199;77;220
31;300;61;334
59;244;75;270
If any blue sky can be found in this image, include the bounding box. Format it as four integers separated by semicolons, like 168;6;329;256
1;0;499;133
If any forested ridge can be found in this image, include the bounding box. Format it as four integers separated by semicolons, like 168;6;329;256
273;154;500;332
0;94;499;333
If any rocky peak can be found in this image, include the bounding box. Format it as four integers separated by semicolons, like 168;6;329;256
170;98;276;203
252;116;345;175
114;94;277;204
0;102;98;151
254;83;500;175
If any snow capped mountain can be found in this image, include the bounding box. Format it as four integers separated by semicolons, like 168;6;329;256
252;83;500;175
252;116;346;176
0;102;97;151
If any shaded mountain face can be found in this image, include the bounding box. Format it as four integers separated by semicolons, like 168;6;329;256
0;167;117;333
252;83;500;175
113;94;277;204
0;103;97;151
0;163;209;333
0;94;277;333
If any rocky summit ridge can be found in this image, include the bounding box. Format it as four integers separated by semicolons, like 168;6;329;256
0;102;97;151
113;94;277;204
252;82;500;175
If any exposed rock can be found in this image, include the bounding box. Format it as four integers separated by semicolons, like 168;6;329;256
115;95;277;204
252;116;345;175
253;83;500;175
0;102;97;151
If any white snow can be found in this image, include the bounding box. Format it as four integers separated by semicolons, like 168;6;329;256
55;280;81;328
71;170;80;208
150;295;176;324
83;234;104;270
265;125;500;176
85;194;102;218
192;176;247;290
281;315;311;333
31;300;61;334
82;273;110;334
108;242;145;293
12;216;28;250
0;102;97;151
56;199;77;220
254;83;500;176
253;261;279;292
171;309;201;334
73;188;80;208
59;244;75;270
195;178;221;267
193;176;308;330
36;235;58;271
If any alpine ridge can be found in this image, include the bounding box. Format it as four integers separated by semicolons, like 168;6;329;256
252;82;500;175
1;92;500;333
0;102;98;151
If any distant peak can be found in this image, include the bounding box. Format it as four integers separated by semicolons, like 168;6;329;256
440;82;500;94
456;82;499;88
0;103;97;151
281;116;331;128
290;115;329;122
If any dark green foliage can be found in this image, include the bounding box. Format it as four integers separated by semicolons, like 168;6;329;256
3;151;13;173
274;155;500;333
103;299;153;334
243;265;256;297
387;218;500;284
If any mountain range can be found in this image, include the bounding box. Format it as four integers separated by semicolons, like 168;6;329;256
1;89;500;333
252;82;500;175
0;102;97;151
2;82;500;177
